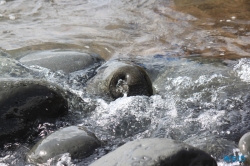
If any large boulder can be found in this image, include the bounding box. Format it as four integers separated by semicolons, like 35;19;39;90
26;126;101;164
0;80;68;145
87;60;153;99
90;138;217;166
19;50;104;73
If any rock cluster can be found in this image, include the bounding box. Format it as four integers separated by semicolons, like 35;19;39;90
0;51;221;165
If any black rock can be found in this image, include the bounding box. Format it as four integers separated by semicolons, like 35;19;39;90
87;60;153;99
0;80;68;145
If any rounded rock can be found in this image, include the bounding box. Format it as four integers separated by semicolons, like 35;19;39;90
239;132;250;163
19;50;103;73
0;80;68;144
108;65;153;99
87;60;153;99
90;138;217;166
26;126;101;164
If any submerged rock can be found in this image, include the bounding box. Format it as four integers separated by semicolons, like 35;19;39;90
184;135;237;160
90;138;217;166
19;50;104;73
0;80;68;144
239;132;250;164
26;126;101;164
87;60;153;99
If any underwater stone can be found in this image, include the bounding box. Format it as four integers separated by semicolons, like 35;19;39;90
239;132;250;164
0;80;68;145
184;135;237;159
90;138;217;166
26;126;101;164
19;50;103;73
87;60;153;99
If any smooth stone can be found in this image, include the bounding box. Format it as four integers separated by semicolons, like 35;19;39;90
239;132;250;164
184;135;237;159
26;126;101;164
90;138;217;166
87;60;153;99
0;80;68;144
19;50;103;73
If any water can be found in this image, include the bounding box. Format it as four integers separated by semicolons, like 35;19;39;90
1;0;250;165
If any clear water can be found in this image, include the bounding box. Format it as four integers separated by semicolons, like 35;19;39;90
1;0;250;165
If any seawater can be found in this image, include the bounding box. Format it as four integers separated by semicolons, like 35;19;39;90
1;0;250;165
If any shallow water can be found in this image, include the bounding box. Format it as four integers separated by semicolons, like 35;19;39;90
1;0;250;165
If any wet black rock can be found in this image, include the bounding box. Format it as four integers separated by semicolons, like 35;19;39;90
239;132;250;164
0;80;68;145
26;126;101;164
19;50;104;73
90;138;217;166
87;60;153;99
